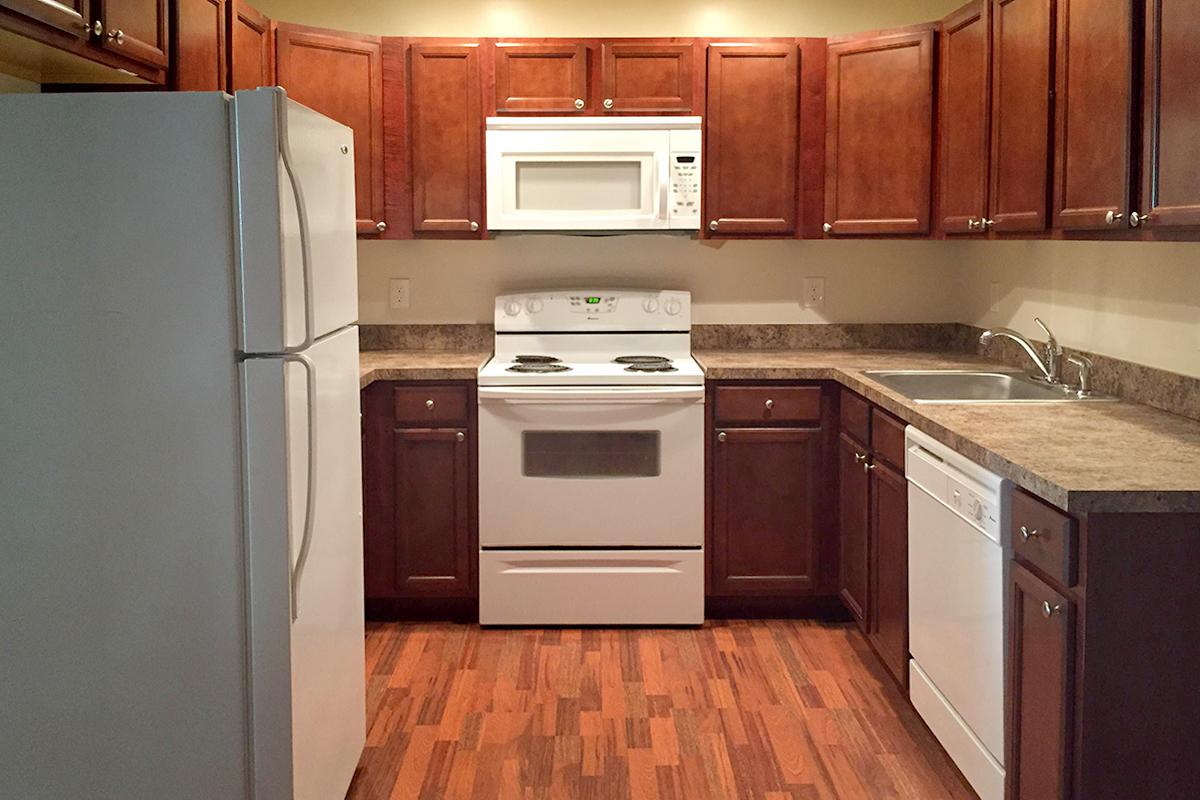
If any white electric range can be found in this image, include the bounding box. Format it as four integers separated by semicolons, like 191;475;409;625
477;289;705;626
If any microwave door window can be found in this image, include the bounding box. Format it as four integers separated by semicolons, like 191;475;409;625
515;161;643;212
522;431;661;478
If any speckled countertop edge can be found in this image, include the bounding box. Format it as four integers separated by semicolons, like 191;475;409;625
358;350;491;389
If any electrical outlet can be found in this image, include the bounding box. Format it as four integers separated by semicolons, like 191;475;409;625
389;278;411;310
989;281;1001;314
803;276;826;309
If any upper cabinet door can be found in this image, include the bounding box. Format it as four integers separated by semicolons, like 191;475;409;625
227;0;273;92
275;24;384;235
1141;0;1200;230
988;0;1054;233
1052;0;1136;231
824;29;934;236
938;1;992;235
97;0;169;68
1;0;91;39
704;44;799;236
600;42;694;113
409;45;483;236
494;43;587;113
171;0;225;91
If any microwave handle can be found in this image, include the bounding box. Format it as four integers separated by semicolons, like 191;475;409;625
658;155;669;220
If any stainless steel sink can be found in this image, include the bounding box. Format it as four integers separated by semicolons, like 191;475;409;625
863;370;1112;404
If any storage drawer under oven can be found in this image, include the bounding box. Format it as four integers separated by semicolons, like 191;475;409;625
480;549;704;625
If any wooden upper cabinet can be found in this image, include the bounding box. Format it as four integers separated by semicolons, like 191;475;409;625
275;23;384;235
1053;0;1136;231
599;42;693;113
409;44;483;235
704;44;799;236
494;42;587;112
97;0;169;68
1;0;91;39
825;29;934;236
171;0;224;91
989;0;1054;233
226;0;273;92
938;1;992;235
1141;0;1200;230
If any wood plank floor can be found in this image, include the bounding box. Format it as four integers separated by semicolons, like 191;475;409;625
346;619;976;800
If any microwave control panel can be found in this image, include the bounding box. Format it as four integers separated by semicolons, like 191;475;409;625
668;153;701;228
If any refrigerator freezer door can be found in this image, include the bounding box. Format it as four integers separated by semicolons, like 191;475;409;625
240;325;365;800
234;88;359;354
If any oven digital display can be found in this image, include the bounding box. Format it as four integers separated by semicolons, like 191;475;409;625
585;297;601;304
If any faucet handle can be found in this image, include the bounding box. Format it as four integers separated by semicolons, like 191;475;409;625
1033;317;1060;352
1066;354;1094;395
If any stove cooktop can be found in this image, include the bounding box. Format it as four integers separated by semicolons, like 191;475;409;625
479;353;704;386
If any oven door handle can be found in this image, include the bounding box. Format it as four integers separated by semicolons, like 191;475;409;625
478;385;705;403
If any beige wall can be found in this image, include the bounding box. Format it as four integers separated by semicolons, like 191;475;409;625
0;73;39;92
253;0;962;37
357;238;963;324
957;241;1200;378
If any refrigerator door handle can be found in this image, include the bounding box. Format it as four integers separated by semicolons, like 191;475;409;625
275;90;316;353
282;352;318;620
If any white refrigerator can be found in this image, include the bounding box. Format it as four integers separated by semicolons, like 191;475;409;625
0;89;365;800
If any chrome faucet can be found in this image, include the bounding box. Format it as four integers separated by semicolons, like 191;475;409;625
979;317;1064;385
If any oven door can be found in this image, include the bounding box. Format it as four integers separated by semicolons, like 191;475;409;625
478;386;704;547
485;128;671;230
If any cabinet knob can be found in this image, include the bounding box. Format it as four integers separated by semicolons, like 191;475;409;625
1020;525;1040;542
1105;210;1125;226
603;98;614;109
863;462;875;473
967;218;981;231
764;399;774;410
1129;211;1149;228
717;432;727;443
375;221;387;233
81;19;102;36
107;28;125;45
709;220;719;232
1041;600;1062;618
854;452;868;464
469;220;479;232
456;431;465;443
981;218;995;230
574;98;585;110
425;399;435;410
822;222;833;234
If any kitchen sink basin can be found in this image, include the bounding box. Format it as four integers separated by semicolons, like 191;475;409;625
863;370;1112;404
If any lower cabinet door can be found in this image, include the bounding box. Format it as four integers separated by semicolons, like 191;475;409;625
1009;561;1074;800
868;459;908;685
711;427;820;595
838;432;871;628
393;427;474;597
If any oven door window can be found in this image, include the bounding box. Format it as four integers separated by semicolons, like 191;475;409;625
515;161;643;211
522;431;661;478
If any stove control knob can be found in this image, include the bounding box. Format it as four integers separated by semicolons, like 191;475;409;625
503;300;522;317
526;298;544;314
643;297;660;313
664;298;682;316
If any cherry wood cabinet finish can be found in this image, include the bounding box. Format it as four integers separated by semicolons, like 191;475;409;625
1;0;90;38
824;27;934;236
275;23;384;235
869;406;906;470
868;458;908;688
938;1;993;234
1141;0;1200;229
704;43;800;236
96;0;169;68
711;427;821;596
1052;0;1136;231
170;0;223;91
1008;561;1074;800
599;41;693;112
839;387;871;445
406;43;484;236
838;432;871;629
1011;487;1078;588
494;42;587;112
226;0;272;92
988;0;1055;233
713;385;822;425
393;384;469;426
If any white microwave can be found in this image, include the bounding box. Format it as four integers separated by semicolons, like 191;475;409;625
485;116;701;232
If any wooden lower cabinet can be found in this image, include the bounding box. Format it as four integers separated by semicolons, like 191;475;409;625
838;432;871;626
868;458;908;686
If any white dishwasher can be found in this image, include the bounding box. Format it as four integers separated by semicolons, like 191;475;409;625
906;426;1009;800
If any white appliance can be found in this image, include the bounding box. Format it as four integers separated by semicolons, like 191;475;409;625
906;427;1009;800
485;117;702;231
0;89;365;800
477;290;705;625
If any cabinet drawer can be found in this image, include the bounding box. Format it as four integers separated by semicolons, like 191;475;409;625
870;408;906;469
1011;489;1078;588
393;385;470;426
840;389;871;444
714;386;822;425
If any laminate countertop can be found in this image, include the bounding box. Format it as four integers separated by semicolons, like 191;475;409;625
359;350;491;388
697;349;1200;515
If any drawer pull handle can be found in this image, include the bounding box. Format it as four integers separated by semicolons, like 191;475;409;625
456;431;465;443
1020;525;1040;542
717;432;726;443
425;399;435;410
1042;600;1063;618
764;399;774;410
